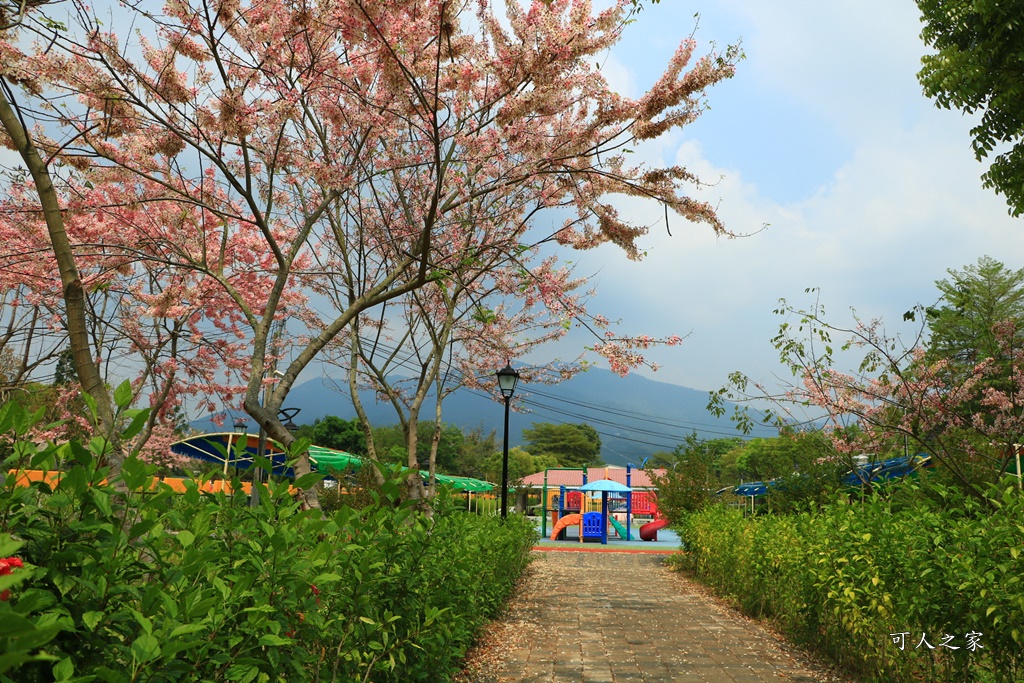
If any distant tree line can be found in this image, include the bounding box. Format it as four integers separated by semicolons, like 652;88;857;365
293;417;603;485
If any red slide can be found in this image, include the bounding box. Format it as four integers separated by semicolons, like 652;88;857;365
639;518;669;541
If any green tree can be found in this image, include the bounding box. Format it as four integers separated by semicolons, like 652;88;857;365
372;422;465;471
522;422;602;468
921;257;1024;482
53;348;78;386
711;290;1014;503
926;256;1024;371
732;437;804;482
647;450;676;469
916;0;1024;215
648;434;723;523
650;436;742;470
481;446;557;487
441;425;496;479
295;416;367;454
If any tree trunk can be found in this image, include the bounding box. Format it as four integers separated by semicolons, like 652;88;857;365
244;392;321;510
0;83;120;471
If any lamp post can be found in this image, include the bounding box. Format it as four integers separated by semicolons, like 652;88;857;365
228;417;248;477
249;407;300;508
495;362;520;519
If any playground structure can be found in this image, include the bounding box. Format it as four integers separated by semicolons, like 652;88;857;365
538;466;668;544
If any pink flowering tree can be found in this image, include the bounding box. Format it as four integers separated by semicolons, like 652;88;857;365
332;237;684;499
0;171;253;466
2;0;738;507
711;289;1024;503
0;284;67;406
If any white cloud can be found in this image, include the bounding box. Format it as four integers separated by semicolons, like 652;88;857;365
557;102;1023;394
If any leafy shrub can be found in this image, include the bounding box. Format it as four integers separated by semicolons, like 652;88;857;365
678;483;1024;683
0;400;536;682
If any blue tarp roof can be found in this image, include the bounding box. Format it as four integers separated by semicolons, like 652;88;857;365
723;454;933;498
841;454;931;486
733;480;776;497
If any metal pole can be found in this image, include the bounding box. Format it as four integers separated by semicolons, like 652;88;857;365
250;427;265;507
501;395;510;519
1016;445;1021;491
250;383;270;508
541;470;549;538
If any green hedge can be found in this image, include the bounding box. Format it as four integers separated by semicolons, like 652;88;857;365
0;430;536;682
678;485;1024;683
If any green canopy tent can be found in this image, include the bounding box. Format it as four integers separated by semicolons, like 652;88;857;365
171;434;494;496
307;445;365;476
435;474;495;512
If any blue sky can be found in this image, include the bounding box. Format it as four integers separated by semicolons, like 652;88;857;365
548;0;1024;395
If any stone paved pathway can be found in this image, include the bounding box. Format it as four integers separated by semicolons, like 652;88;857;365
467;550;851;683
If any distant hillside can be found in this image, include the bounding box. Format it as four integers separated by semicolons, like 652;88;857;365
192;368;775;466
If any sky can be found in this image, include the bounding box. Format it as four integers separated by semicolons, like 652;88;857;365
547;0;1024;395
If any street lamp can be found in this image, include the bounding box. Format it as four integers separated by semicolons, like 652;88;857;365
495;362;520;519
228;417;248;477
249;407;300;508
279;407;301;433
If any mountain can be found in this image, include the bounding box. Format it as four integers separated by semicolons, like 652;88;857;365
193;368;774;466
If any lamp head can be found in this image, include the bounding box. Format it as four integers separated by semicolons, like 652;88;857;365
278;407;301;433
496;362;520;398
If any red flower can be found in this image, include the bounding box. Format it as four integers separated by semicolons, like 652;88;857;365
310;584;321;606
0;557;23;574
0;557;24;601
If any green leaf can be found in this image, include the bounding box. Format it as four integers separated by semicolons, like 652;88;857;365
293;472;323;490
0;536;23;557
0;612;37;636
81;392;99;426
258;634;292;646
128;519;157;541
90;489;112;517
225;664;260;683
131;633;160;663
53;657;73;681
122;409;151;441
68;439;92;466
177;530;196;548
168;623;207;638
113;380;134;410
82;611;105;632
